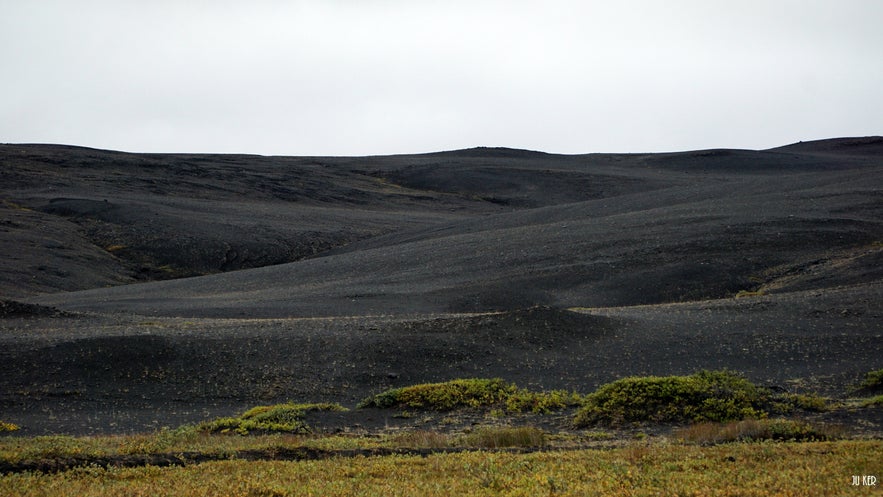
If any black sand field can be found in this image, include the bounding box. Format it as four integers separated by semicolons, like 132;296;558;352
1;138;881;435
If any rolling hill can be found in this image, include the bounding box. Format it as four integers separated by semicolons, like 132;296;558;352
0;137;880;434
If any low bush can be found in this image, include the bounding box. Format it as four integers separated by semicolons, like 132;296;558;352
574;370;767;427
857;369;883;393
676;418;845;444
198;402;347;435
358;378;581;413
358;378;515;410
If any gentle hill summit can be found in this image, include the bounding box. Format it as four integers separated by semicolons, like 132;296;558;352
0;138;878;316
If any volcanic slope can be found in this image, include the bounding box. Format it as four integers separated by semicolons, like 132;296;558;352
24;138;883;318
1;137;882;435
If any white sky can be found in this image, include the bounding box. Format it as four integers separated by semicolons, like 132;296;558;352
1;0;881;156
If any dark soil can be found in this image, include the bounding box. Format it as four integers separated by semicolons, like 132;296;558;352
0;138;881;437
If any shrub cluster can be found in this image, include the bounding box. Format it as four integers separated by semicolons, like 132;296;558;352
198;403;347;435
573;370;766;427
358;378;513;410
357;378;581;414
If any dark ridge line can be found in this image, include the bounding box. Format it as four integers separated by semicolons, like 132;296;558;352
7;136;880;159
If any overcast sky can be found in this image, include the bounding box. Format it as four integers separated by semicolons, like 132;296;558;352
2;1;881;156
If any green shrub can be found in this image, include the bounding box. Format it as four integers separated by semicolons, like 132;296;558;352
861;395;883;407
198;402;347;435
857;369;883;393
574;370;767;427
358;378;582;413
359;378;515;410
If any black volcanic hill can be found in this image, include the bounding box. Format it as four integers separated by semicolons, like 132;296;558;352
1;138;881;316
2;138;882;435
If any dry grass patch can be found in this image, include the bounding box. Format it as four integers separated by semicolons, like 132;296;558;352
388;430;452;449
459;426;546;449
2;441;880;496
676;418;847;444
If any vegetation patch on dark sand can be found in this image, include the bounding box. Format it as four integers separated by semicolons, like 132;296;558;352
0;422;20;433
197;403;347;435
1;369;879;480
573;370;828;427
357;378;582;413
856;368;883;394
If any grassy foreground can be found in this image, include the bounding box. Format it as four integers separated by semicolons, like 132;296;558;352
4;371;880;495
1;440;880;496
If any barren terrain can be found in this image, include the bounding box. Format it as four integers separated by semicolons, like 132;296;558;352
1;137;881;435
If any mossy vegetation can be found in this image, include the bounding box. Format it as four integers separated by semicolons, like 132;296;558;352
574;370;767;427
357;378;582;413
0;421;20;433
197;402;347;435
